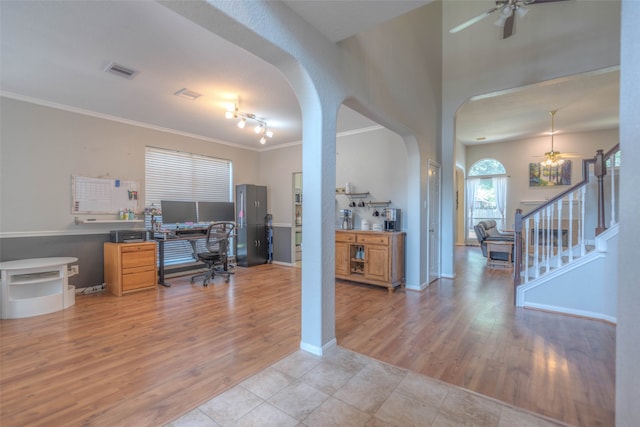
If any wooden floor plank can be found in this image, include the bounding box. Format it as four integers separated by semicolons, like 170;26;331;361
0;248;615;426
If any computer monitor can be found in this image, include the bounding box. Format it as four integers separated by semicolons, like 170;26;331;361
160;200;198;225
197;201;235;223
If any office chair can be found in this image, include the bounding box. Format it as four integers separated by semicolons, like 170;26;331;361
191;221;235;286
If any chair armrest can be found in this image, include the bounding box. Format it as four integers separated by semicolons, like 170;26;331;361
485;235;514;243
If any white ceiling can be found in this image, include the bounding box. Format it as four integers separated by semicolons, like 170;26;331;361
457;67;620;145
0;1;619;151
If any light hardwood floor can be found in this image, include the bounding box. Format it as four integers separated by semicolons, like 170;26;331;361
0;246;615;426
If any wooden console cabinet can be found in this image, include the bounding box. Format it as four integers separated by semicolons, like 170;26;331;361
104;242;157;296
335;230;405;293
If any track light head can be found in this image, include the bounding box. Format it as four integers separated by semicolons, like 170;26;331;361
223;101;273;144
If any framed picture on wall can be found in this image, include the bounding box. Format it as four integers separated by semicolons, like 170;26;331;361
529;161;572;187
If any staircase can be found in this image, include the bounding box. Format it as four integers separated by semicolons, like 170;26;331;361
513;144;620;322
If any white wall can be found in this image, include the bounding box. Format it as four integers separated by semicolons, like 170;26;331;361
521;228;618;323
0;97;260;235
335;128;407;231
260;126;407;229
617;1;640;424
258;143;302;226
441;1;621;276
465;128;618;233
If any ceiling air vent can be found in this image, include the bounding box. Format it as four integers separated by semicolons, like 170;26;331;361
174;88;202;101
104;62;138;80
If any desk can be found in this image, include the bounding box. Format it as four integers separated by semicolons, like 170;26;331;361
153;231;208;287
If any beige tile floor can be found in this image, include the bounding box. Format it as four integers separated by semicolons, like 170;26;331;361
165;347;568;427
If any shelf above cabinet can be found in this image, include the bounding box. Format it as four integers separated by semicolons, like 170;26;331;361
367;201;392;207
74;217;144;225
343;192;370;198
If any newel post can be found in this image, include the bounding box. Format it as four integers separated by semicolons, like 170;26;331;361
513;208;523;304
594;149;607;235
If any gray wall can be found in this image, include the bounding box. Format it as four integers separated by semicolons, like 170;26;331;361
0;234;109;289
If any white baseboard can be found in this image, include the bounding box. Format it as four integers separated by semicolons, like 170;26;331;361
300;338;337;356
523;302;617;324
272;261;295;267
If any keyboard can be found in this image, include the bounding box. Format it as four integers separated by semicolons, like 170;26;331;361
175;228;208;236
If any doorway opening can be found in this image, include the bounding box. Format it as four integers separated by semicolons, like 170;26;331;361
466;159;508;244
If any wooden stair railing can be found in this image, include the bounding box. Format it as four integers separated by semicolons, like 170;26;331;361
513;144;620;301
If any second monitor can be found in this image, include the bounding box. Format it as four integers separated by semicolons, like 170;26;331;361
197;201;235;223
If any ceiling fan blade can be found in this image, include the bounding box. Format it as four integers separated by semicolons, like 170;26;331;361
449;6;500;33
502;13;515;39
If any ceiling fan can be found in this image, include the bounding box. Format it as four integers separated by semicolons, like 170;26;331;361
449;0;570;39
539;109;578;167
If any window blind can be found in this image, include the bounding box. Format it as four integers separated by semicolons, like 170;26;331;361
145;146;232;206
145;146;233;266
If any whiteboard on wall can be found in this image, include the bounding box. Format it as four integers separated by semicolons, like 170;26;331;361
72;175;139;214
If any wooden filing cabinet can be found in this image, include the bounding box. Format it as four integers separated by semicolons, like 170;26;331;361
335;230;405;293
104;242;157;296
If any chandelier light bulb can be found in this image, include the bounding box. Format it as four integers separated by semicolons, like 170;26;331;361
237;118;246;129
265;130;273;138
225;111;235;119
254;124;264;134
259;136;266;144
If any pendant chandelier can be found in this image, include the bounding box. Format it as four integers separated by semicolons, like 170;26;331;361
542;110;565;167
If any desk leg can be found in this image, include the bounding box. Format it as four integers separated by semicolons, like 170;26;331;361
158;240;170;287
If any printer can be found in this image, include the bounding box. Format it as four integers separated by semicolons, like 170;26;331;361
110;229;148;243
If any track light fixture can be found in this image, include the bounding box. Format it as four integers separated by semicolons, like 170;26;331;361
224;102;274;144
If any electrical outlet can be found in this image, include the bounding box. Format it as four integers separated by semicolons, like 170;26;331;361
68;265;79;276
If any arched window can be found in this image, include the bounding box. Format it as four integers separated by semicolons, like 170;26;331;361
467;159;508;243
469;159;506;176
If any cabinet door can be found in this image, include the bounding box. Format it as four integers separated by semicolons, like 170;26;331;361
335;242;350;276
236;226;247;266
364;245;389;282
238;225;267;267
236;184;267;225
236;184;252;226
250;224;268;265
255;185;267;223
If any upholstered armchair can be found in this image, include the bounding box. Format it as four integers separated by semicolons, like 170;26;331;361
474;220;514;262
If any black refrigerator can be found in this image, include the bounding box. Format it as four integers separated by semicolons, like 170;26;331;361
235;184;268;267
